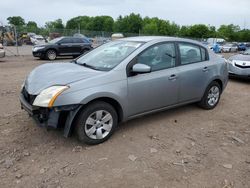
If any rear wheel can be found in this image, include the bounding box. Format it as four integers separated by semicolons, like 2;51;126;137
75;101;118;145
46;50;57;60
198;81;221;110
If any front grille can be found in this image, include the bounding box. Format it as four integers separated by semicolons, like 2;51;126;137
235;63;250;69
22;87;37;105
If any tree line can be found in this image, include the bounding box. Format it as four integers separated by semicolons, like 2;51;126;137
6;14;250;42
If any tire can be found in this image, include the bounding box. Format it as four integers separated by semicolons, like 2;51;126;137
46;49;57;60
75;101;118;145
198;81;221;110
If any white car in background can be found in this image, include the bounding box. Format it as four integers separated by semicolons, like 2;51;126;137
221;43;238;53
30;35;46;45
228;48;250;78
0;43;5;58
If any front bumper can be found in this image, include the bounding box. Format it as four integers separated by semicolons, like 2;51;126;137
228;63;250;78
32;51;44;57
19;89;81;137
19;92;60;127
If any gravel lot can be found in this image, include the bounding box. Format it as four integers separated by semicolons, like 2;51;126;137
0;53;249;188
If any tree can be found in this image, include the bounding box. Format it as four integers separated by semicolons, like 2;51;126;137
114;13;142;34
45;19;64;30
178;26;190;37
26;21;38;29
7;16;25;26
142;22;158;35
218;24;240;41
102;16;114;32
66;16;91;30
188;24;210;39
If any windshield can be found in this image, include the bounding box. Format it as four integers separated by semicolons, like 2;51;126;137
48;37;63;44
243;49;250;55
76;40;143;71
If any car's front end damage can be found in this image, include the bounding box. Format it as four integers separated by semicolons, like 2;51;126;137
19;61;108;137
19;86;81;137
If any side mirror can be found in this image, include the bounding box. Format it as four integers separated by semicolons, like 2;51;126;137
132;64;151;74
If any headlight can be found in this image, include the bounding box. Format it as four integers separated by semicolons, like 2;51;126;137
33;46;45;52
33;86;69;107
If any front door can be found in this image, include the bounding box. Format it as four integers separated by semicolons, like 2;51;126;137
127;42;179;117
58;38;74;55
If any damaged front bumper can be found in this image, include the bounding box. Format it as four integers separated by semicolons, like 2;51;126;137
19;90;81;137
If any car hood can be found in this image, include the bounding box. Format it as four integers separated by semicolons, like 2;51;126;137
25;62;103;95
230;54;250;61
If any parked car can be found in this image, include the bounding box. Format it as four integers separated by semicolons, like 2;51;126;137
32;36;92;60
0;43;5;58
30;35;46;45
221;43;238;53
20;36;228;145
227;48;250;78
237;43;247;51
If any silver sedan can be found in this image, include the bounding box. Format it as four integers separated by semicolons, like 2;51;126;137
20;36;228;145
228;49;250;78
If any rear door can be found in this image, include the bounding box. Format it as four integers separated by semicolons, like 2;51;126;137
127;42;179;117
72;38;85;55
177;42;211;102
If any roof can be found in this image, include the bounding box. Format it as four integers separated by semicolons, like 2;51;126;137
119;36;207;47
119;36;177;42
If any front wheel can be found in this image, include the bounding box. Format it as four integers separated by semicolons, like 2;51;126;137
46;50;57;60
75;101;118;145
198;81;221;110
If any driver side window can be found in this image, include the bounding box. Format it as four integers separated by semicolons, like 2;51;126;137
137;43;176;71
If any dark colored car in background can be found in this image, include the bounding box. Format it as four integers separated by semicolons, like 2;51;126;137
32;37;92;60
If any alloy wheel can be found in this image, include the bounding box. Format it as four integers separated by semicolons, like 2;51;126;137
47;50;56;60
207;86;220;106
84;110;113;139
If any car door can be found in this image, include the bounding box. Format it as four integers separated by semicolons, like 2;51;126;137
58;38;74;55
177;42;211;102
72;38;85;55
127;42;179;117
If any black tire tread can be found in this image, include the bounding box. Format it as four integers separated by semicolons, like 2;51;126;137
75;101;118;145
198;81;221;110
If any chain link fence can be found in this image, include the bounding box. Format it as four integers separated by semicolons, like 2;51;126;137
0;26;143;56
1;26;205;56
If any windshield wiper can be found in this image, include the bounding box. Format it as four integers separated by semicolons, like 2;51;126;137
81;63;102;71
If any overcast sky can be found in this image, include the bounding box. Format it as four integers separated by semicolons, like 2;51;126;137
0;0;250;28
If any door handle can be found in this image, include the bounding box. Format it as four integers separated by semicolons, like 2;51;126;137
202;67;209;72
168;74;178;80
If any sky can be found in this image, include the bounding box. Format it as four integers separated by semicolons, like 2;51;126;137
0;0;250;29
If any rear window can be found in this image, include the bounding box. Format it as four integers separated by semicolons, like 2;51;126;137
73;38;90;43
60;38;73;43
179;43;208;65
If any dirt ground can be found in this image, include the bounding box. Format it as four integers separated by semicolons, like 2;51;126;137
0;54;249;188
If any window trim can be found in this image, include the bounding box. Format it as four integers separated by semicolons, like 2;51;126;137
176;42;209;66
60;38;73;44
126;41;178;77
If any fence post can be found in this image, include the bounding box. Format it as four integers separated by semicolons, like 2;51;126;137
13;25;19;56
